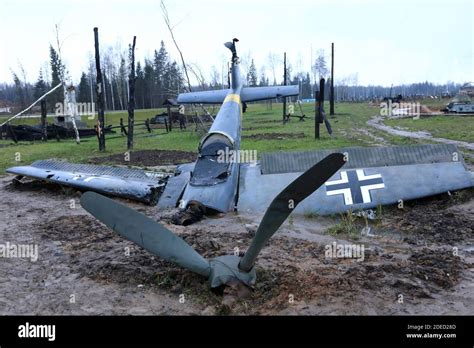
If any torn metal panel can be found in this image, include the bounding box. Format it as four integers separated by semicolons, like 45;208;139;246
181;161;240;213
238;161;474;215
7;160;166;204
157;171;191;209
261;144;461;175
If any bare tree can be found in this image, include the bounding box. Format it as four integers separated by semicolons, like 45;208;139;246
267;52;281;85
160;0;192;92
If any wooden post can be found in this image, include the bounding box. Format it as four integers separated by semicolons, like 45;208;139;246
330;43;335;116
167;105;172;132
145;118;151;133
315;91;320;139
40;99;47;141
94;27;106;151
127;36;137;150
283;52;287;124
120;118;127;136
8;124;18;143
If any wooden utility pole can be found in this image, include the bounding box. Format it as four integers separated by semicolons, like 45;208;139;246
94;27;106;151
330;42;335;116
40;99;47;141
283;52;287;123
315;78;326;139
315;91;320;139
166;105;172;132
127;36;137;150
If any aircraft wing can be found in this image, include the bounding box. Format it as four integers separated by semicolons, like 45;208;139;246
176;85;299;104
237;144;474;215
6;160;167;204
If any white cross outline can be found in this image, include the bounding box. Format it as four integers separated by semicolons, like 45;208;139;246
325;169;385;205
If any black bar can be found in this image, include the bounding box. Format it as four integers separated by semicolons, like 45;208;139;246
0;316;471;345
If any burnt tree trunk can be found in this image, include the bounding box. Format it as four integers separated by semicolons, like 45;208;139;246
127;36;137;150
94;27;106;151
315;91;320;139
330;42;335;116
283;52;287;124
40;99;47;141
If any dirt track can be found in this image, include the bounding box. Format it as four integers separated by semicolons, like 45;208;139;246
367;115;474;151
0;175;473;315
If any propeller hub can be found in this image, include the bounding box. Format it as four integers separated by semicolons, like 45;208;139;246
208;255;256;288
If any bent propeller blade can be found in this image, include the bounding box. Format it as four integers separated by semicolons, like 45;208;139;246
239;153;346;272
80;191;211;277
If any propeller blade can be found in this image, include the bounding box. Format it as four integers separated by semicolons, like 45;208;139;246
80;191;211;277
239;153;346;272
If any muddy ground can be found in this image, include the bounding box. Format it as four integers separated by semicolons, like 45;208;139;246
0;174;473;315
88;149;197;167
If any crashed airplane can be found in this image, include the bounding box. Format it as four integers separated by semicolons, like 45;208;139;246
6;39;474;287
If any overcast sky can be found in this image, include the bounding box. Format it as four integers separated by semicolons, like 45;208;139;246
1;0;472;86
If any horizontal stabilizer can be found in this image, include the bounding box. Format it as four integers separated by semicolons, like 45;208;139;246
241;85;299;102
177;89;229;104
177;85;299;104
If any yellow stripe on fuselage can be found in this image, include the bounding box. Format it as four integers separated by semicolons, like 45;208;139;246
224;93;241;104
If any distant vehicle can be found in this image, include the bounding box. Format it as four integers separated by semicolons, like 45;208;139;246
444;102;474;113
443;94;474;113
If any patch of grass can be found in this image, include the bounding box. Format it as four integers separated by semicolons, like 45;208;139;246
326;211;362;239
1;100;471;173
303;212;319;219
385;115;474;143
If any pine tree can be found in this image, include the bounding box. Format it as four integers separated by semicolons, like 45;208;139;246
135;62;145;109
12;72;26;109
34;69;48;100
143;59;154;108
313;51;328;81
153;41;168;105
247;59;258;87
77;72;90;103
49;45;64;110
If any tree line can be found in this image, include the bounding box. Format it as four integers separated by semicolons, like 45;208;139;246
0;46;465;113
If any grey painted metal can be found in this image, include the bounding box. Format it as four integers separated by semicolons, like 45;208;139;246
239;153;345;272
177;89;228;104
157;171;190;209
177;85;298;105
238;161;474;215
208;255;256;287
181;161;240;212
7;160;165;204
179;41;244;213
80;192;211;277
261;144;462;175
179;41;301;213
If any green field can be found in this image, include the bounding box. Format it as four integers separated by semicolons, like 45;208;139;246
385;115;474;143
1;100;472;172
